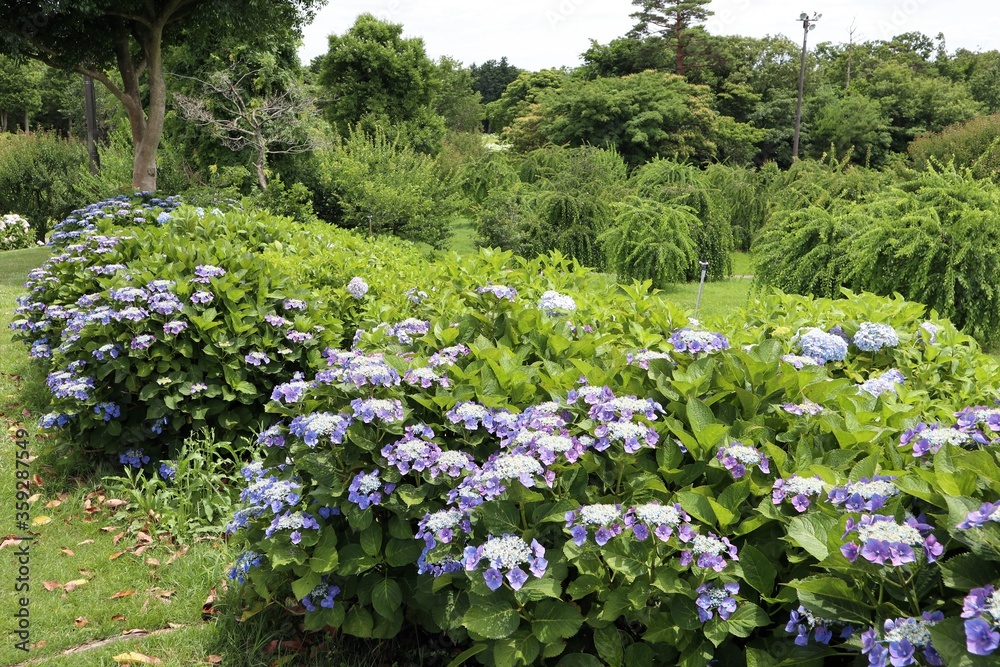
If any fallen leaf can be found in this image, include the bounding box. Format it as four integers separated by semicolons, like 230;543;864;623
121;629;149;638
31;473;43;487
111;614;126;621
109;551;126;560
112;531;125;545
133;544;149;556
112;652;163;665
104;499;128;509
145;558;160;567
262;640;279;655
0;536;24;550
280;639;303;652
135;531;153;543
167;622;185;629
100;526;117;532
21;407;29;417
206;656;223;664
31;515;51;526
74;617;88;627
201;588;217;620
63;579;88;592
27;493;41;504
42;581;62;591
57;492;69;501
166;545;188;565
30;641;46;650
45;499;62;508
109;590;136;599
78;569;92;576
77;539;95;546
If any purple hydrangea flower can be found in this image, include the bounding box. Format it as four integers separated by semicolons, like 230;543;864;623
131;334;156;350
786;606;853;646
163;320;188;335
564;504;624;546
192;265;226;283
380;318;430;345
190;290;214;305
772;475;825;512
227;550;263;584
264;314;288;327
428;450;477;479
861;613;944;667
670;328;730;355
962;585;1000;656
447;401;491;430
626;349;672;369
271;376;312;403
828;476;899;512
841;514;943;566
781;400;823;416
347;470;395;510
901;422;976;457
347;277;369;299
289;412;353;447
283;299;307;310
244;351;271;366
416;507;471;548
794;327;848;363
679;527;739;571
477;284;518;301
403;366;451;389
853;322;899;352
120;448;150;468
959;501;1000;529
462;534;547;591
428;345;470;367
382;425;441;474
351;397;404;424
623;502;689;542
592;420;658;453
695;582;739;621
716;442;770;479
321;349;401;387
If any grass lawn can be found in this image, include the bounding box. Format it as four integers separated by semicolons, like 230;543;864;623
0;247;315;667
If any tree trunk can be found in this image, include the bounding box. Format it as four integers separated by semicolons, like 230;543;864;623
255;155;268;190
1;110;6;132
24;109;29;133
132;27;166;192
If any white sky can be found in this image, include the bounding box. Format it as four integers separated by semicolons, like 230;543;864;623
299;0;999;71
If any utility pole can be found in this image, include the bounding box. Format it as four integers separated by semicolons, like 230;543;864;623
792;11;820;161
83;75;100;174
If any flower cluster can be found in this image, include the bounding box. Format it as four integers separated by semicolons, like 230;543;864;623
828;476;900;512
463;534;547;591
780;354;823;369
0;212;33;251
900;422;976;457
192;264;226;283
228;551;263;584
623;502;689;542
476;284;518;301
381;425;441;474
716;442;770;479
538;290;576;315
841;514;942;566
351;397;405;424
626;349;672;369
786;606;853;646
416;508;471;549
346;277;368;299
565;504;623;546
772;475;825;512
289;412;353;447
955;406;1000;433
320;349;401;388
857;369;905;397
852;322;899;352
794;327;848;363
695;582;739;621
958;500;1000;529
962;585;1000;656
119;448;150;468
403;365;451;389
862;613;944;667
669;328;730;355
347;470;395;509
381;318;430;345
679;528;739;571
781;400;823;416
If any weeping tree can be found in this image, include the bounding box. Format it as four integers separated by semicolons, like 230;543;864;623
0;0;325;191
601;197;699;287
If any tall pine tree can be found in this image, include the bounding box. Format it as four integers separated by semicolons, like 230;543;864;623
629;0;714;76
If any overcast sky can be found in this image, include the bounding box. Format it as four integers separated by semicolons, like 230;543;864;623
299;0;999;70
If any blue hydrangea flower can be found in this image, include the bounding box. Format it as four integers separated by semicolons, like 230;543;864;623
477;284;518;301
786;606;853;646
321;349;401;387
289;412;353;446
347;470;395;510
93;402;121;422
623;502;689;542
120;448;150;468
772;475;825;512
962;585;1000;656
958;501;1000;529
300;581;340;612
39;412;74;429
565;504;623;546
380;318;430;345
862;613;944;667
857;369;905;397
158;462;176;481
350;398;404;424
841;514;942;566
382;425;440;474
192;265;226;283
794;327;848;363
853;322;899;352
828;476;899;512
271;376;312;403
695;582;739;622
538;290;576;315
678;527;738;571
446;401;491;430
670;328;730;354
346;277;368;299
900;422;977;457
716;442;769;479
416;507;471;548
462;534;547;591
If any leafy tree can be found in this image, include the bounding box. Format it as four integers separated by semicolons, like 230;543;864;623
807;89;892;166
0;0;325;191
318;13;439;131
434;56;484;133
600;197;698;286
0;55;41;132
469;57;520;105
505;70;753;167
628;0;714;75
485;69;567;133
580;36;672;79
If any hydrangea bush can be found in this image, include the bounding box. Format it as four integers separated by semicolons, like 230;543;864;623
0;212;33;250
16;197;1000;665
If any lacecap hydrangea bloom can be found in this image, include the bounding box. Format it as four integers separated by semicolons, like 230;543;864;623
119;448;149;468
772;475;825;512
781;400;823;416
623;502;689;542
695;582;739;621
857;368;905;397
716;442;769;479
347;469;395;510
958;500;1000;530
786;606;853;646
565;504;623;546
955;406;1000;433
679;526;739;571
794;327;848;363
300;580;340;612
463;534;547;591
900;422;977;457
669;328;729;354
852;322;899;352
228;550;263;584
861;613;944;667
780;353;823;369
476;284;518;301
962;585;1000;656
841;514;942;566
827;476;899;512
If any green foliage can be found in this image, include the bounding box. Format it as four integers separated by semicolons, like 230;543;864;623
629;159;733;279
318;14;440;132
702;164;766;252
908;113;1000;180
470;58;521;106
103;429;242;540
0;213;33;250
435;57;485;133
485;69;567;134
316;127;459;248
0;131;87;238
807;88;893;167
601;197;699;286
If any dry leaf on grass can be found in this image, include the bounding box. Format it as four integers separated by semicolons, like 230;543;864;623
112;652;163;665
109;551;127;560
45;498;62;508
63;579;88;592
111;614;126;621
206;655;223;664
31;515;51;526
109;590;136;599
42;581;62;591
104;498;128;509
77;539;95;546
74;617;88;627
145;557;160;567
26;493;41;504
61;547;74;556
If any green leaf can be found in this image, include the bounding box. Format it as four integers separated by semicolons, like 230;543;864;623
739;544;777;597
360;522;382;557
686;396;716;451
291;571;321;602
342;606;374;637
939;554;1000;590
790;576;872;625
786;513;837;561
725;603;770;638
493;634;540;667
602;540;647;583
310;543;339;574
531;599;583;643
479;501;522;534
623;642;655;667
566;574;603;600
371;579;402;618
385;538;423;567
556;654;603;667
463;603;520;640
338;544;378;575
676;490;717;527
593;625;623;667
446;645;487;667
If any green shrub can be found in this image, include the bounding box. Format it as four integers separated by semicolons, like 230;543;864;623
600;197;699;287
0;213;34;250
0;131;87;238
908;113;1000;181
703;164;767;252
317;127;459;249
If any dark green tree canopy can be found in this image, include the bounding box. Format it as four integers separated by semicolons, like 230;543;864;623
629;0;714;74
318;13;439;131
470;57;521;105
